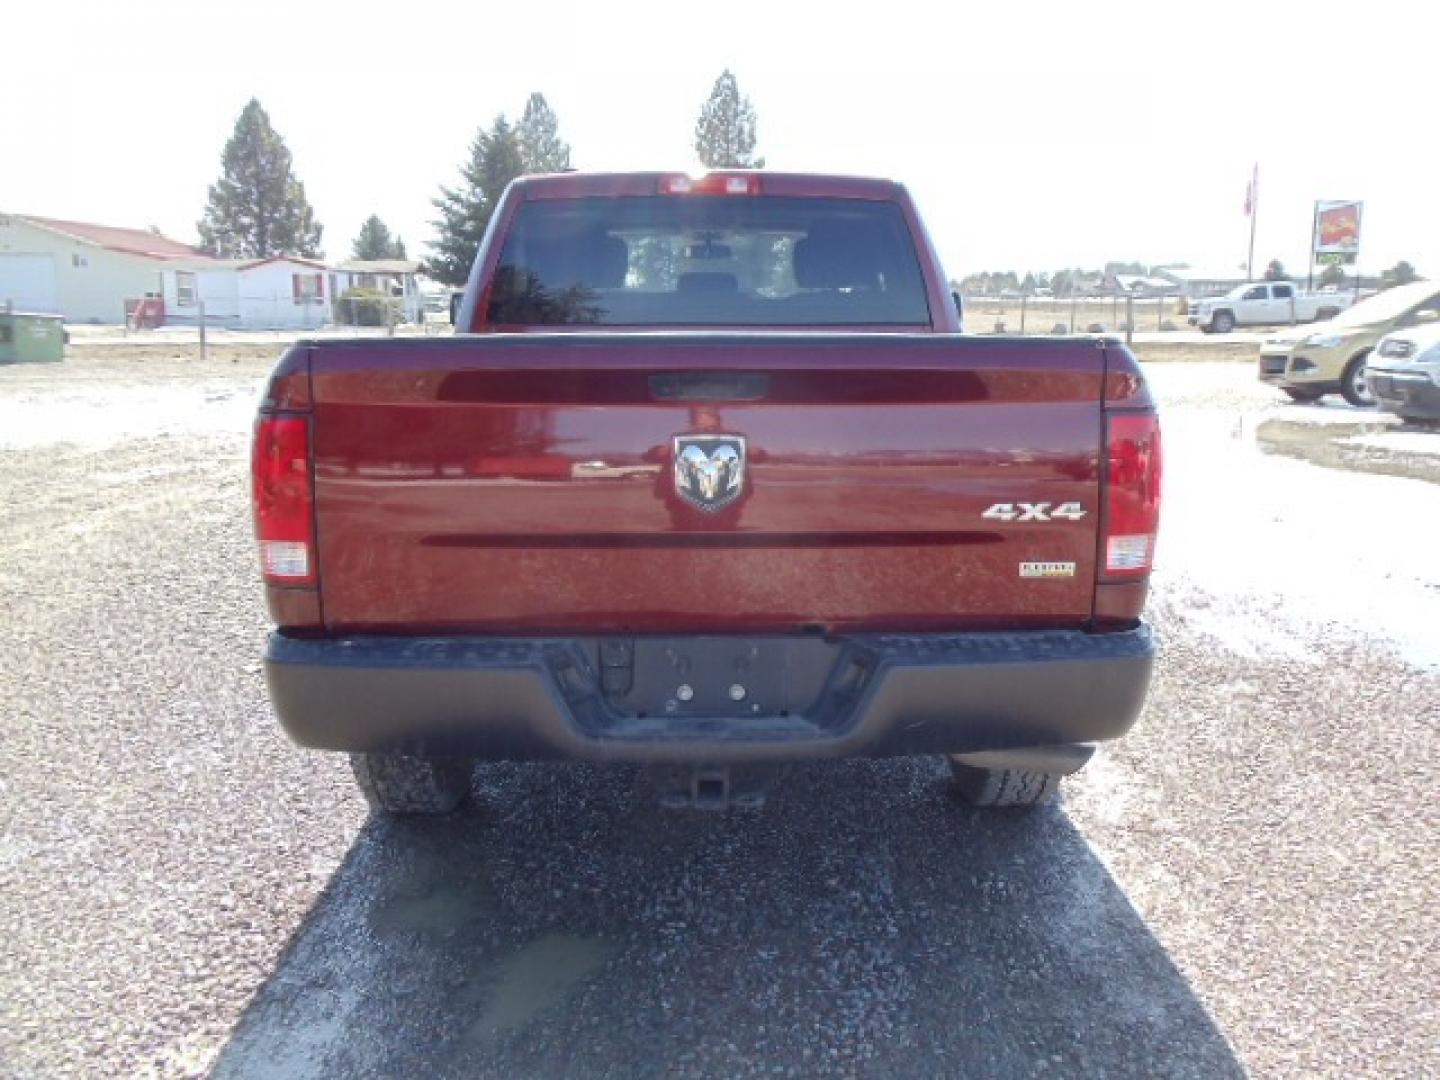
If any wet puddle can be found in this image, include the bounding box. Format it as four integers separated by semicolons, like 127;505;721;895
461;932;616;1046
1256;416;1440;485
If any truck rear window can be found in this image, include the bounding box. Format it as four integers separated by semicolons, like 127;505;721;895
485;196;931;327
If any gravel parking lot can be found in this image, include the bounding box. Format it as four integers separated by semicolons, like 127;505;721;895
1;349;1437;1078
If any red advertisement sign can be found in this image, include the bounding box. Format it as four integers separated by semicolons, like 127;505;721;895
1314;201;1362;254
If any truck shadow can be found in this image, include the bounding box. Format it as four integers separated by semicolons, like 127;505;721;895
212;759;1242;1079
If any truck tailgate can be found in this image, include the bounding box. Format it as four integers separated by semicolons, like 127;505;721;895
307;335;1106;634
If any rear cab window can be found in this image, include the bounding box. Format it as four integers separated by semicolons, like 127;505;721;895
485;195;932;328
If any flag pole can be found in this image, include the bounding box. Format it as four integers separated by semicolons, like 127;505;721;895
1246;211;1256;280
1245;164;1258;280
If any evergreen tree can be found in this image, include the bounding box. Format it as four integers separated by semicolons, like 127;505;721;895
1318;263;1346;289
351;214;407;260
694;70;762;168
198;99;322;258
517;93;571;173
427;116;525;286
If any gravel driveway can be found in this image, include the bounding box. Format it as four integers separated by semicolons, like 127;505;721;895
1;353;1435;1078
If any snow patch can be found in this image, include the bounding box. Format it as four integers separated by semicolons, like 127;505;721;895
1145;364;1440;670
1185;604;1318;663
0;381;259;449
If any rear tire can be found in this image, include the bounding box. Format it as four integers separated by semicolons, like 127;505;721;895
949;759;1061;808
350;752;474;815
1340;352;1375;408
1211;311;1236;334
1283;386;1325;403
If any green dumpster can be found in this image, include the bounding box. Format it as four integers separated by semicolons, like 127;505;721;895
0;310;65;363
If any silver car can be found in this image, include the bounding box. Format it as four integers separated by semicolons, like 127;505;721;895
1367;318;1440;424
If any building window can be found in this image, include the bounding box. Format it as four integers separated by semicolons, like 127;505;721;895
293;273;324;304
175;271;197;307
72;253;88;268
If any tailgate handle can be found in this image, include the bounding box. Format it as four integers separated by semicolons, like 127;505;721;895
649;373;769;401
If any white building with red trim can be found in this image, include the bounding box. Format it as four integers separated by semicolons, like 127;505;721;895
0;213;209;322
0;212;332;328
157;256;330;330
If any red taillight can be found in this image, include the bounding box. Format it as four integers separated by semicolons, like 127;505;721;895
1103;412;1162;578
252;415;316;586
658;173;760;196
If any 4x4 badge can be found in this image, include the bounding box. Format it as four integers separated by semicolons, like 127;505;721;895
674;435;746;511
982;502;1087;522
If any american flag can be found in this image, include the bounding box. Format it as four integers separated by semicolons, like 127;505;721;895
1244;165;1259;217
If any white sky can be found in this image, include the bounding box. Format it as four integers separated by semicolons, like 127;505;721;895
3;0;1432;280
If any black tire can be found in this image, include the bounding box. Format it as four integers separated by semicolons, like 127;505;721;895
1316;306;1340;321
1283;386;1325;403
949;759;1061;808
350;752;474;815
1211;310;1236;334
1339;351;1375;408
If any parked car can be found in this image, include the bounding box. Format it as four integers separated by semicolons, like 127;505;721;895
1367;318;1440;423
1258;280;1440;407
252;171;1161;818
1190;282;1350;333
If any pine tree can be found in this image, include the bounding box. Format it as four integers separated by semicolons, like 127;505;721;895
694;70;762;169
351;215;407;260
427;96;574;288
517;93;571;173
198;99;322;259
428;117;525;286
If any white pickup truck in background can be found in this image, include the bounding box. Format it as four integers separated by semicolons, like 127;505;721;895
1190;282;1352;333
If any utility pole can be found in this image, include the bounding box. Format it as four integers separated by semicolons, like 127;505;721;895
1306;203;1318;293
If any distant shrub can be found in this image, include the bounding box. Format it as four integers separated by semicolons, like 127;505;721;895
335;287;394;327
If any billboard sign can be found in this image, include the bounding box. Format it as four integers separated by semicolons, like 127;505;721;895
1314;200;1363;258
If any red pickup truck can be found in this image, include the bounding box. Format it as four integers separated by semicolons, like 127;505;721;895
253;171;1161;816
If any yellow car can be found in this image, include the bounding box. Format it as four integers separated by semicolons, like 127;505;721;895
1258;280;1440;407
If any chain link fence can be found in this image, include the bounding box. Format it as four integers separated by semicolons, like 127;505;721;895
963;295;1189;339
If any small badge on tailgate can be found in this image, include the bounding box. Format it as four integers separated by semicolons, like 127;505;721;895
1020;561;1077;578
674;434;747;511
